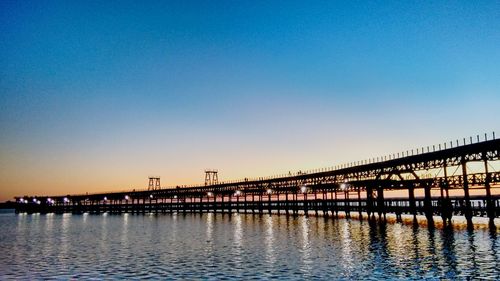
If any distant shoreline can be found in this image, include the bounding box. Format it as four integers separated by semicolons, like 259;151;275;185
0;201;16;209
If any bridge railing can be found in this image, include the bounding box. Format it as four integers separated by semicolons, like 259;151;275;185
208;131;497;184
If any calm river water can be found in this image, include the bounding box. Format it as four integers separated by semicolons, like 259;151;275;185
0;210;499;280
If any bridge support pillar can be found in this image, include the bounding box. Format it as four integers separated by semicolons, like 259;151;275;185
408;184;417;222
443;164;452;225
322;190;328;217
304;192;308;217
439;182;451;225
252;193;255;214
294;192;299;216
461;158;473;228
377;186;385;221
328;189;333;217
234;194;238;214
483;156;495;228
268;192;272;215
285;192;289;216
276;192;280;215
345;189;350;218
314;190;318;216
213;194;216;213
423;183;434;227
221;194;225;214
358;187;362;220
259;193;263;214
244;193;248;214
366;186;374;219
335;188;340;218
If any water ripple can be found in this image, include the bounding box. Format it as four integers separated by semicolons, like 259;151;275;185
0;212;499;280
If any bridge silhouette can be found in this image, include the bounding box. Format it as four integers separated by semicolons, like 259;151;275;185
15;134;500;229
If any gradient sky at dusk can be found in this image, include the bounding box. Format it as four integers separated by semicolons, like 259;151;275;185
1;1;499;201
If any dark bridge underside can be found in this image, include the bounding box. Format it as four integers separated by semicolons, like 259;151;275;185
15;139;500;228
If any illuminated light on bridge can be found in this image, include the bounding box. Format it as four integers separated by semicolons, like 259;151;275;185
300;185;307;193
234;190;242;197
124;195;130;201
267;189;273;194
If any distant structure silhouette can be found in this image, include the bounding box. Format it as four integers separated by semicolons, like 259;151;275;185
148;177;161;190
205;169;218;186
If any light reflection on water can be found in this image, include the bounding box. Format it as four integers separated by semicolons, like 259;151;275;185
264;215;276;268
0;212;499;280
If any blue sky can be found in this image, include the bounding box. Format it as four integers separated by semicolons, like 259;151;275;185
1;1;499;200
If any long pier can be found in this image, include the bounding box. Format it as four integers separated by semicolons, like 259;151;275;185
14;136;500;229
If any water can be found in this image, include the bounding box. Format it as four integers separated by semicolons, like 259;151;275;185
0;211;499;280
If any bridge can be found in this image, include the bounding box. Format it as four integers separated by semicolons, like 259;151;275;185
14;134;500;229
